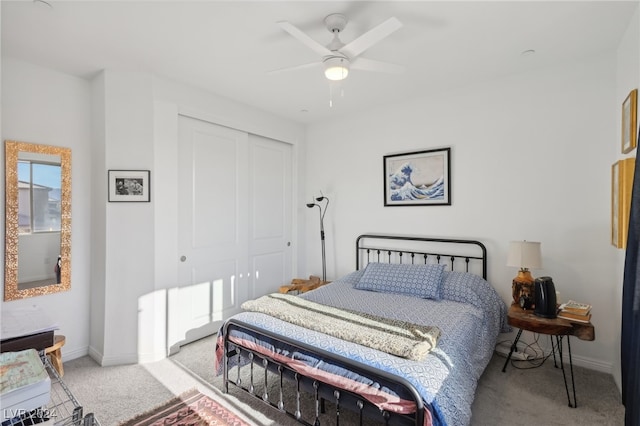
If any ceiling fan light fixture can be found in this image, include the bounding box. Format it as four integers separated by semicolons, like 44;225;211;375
324;56;349;81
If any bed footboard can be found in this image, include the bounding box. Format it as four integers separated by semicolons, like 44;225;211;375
222;319;427;426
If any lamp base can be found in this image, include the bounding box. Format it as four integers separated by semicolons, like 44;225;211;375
512;270;535;305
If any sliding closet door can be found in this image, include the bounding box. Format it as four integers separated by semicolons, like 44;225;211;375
172;116;249;350
170;116;292;351
248;134;293;300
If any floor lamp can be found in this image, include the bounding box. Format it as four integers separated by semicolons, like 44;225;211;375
307;195;329;282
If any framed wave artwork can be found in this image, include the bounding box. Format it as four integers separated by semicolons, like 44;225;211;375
383;147;451;206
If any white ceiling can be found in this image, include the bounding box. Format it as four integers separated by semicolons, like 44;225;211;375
2;1;638;124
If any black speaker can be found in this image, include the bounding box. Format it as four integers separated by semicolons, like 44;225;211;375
534;276;557;318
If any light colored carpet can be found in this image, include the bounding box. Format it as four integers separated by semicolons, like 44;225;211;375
61;335;624;426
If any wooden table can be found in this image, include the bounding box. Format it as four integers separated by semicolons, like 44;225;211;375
502;304;595;408
279;276;330;294
45;335;66;377
279;281;330;294
506;304;594;340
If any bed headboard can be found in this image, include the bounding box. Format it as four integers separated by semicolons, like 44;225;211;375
355;234;487;279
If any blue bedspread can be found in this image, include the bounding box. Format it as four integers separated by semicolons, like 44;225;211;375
224;270;508;426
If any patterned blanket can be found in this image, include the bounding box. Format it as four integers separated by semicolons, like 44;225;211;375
241;293;440;361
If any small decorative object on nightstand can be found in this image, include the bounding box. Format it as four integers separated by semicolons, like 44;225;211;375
507;240;542;305
279;275;330;294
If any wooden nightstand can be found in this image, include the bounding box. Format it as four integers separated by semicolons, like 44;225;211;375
502;303;595;408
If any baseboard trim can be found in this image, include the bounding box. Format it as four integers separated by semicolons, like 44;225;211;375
69;345;167;366
526;346;612;374
87;345;137;367
61;347;89;362
570;354;612;374
87;345;104;365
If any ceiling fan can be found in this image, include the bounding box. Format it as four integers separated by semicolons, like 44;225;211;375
272;13;404;81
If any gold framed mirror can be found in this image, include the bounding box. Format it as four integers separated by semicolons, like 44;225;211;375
4;140;72;301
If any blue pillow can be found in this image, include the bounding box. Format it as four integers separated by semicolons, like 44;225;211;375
355;262;445;299
441;271;510;333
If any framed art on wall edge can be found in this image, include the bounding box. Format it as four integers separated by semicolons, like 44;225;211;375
383;147;451;206
622;88;638;154
612;158;635;249
108;170;151;202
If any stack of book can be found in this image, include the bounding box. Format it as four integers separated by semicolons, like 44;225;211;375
1;349;51;423
558;300;592;323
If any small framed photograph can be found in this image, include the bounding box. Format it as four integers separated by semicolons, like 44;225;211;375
383;147;451;206
611;158;635;249
108;170;151;202
622;88;637;154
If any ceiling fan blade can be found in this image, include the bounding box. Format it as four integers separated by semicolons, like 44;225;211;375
351;57;405;74
277;21;333;57
340;17;402;58
267;61;322;75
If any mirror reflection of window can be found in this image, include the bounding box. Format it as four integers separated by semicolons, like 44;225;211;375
5;140;71;301
17;160;62;234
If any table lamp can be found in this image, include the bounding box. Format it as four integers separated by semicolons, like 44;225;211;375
507;241;542;305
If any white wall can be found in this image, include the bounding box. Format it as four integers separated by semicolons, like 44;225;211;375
1;60;306;365
89;70;306;365
305;52;621;373
91;70;157;365
88;72;107;360
1;57;93;361
612;4;640;392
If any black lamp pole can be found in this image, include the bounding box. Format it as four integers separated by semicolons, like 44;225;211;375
307;195;329;282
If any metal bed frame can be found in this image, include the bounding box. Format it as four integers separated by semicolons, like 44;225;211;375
222;234;487;426
355;234;487;279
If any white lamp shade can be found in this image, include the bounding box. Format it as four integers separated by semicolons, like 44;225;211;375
507;241;542;269
324;57;349;81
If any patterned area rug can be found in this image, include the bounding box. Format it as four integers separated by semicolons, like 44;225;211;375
118;389;250;426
